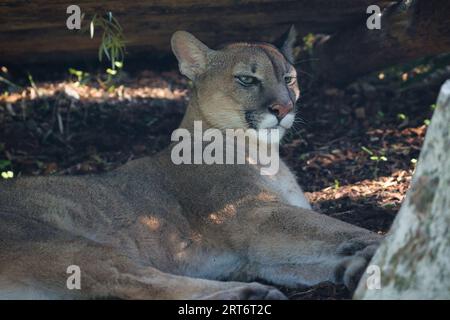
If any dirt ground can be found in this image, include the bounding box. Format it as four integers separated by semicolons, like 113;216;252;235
0;57;446;299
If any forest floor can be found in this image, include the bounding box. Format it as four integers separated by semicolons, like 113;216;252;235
0;59;446;299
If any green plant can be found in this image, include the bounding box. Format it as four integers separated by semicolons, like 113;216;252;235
86;12;126;89
0;159;13;179
334;179;340;190
362;146;387;178
1;171;14;179
302;33;315;52
68;68;90;85
27;73;38;93
0;159;11;170
89;12;126;70
101;60;124;90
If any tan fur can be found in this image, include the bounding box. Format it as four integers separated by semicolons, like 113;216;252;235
0;30;380;299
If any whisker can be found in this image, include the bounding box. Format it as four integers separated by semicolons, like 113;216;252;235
297;69;314;79
294;58;320;65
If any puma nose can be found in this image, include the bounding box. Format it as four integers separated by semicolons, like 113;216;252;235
268;102;293;120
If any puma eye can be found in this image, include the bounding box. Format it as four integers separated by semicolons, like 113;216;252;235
235;75;259;87
284;76;296;85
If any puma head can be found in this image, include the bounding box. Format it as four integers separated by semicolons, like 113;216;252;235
171;27;299;138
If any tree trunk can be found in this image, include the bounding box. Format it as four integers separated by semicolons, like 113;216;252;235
354;79;450;299
310;0;450;85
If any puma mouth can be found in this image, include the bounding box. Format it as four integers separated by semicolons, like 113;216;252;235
259;113;294;130
279;113;295;129
245;111;294;131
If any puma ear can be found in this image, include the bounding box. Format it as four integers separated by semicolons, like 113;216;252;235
274;25;297;64
171;31;212;81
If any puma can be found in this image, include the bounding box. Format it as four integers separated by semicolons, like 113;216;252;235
0;27;380;299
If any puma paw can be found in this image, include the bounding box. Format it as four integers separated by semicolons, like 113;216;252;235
202;282;287;300
335;236;381;292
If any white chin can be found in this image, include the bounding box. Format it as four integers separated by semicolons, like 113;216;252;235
252;113;293;142
257;113;294;131
258;114;278;129
280;113;295;129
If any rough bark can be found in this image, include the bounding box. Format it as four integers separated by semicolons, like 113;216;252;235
0;0;393;65
310;0;450;85
354;79;450;299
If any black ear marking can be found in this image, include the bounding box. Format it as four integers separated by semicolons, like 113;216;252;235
274;25;297;64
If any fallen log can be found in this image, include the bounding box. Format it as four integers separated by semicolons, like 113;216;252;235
310;0;450;85
0;0;393;65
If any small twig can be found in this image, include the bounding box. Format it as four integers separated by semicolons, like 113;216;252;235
0;75;22;90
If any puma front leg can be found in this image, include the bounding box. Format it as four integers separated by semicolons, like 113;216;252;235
228;204;381;291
